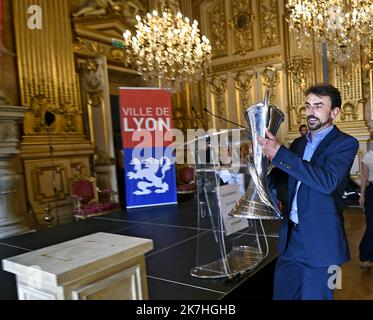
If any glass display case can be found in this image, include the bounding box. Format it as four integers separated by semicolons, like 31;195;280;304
184;128;274;280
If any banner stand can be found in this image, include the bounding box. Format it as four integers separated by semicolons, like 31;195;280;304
119;87;177;209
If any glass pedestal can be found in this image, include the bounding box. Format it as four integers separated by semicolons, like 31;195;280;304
185;129;274;280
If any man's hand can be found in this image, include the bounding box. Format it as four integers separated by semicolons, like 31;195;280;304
359;194;365;207
258;129;281;161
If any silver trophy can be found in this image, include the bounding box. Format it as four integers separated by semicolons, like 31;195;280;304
229;90;284;220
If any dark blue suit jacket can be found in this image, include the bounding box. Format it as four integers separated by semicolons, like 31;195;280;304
271;126;359;267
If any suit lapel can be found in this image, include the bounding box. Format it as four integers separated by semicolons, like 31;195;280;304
310;126;339;162
288;137;307;205
297;138;307;156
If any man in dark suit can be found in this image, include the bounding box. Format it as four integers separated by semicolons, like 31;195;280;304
289;124;308;148
259;84;359;300
299;124;309;137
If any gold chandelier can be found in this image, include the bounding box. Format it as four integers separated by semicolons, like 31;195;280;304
286;0;373;67
120;0;212;90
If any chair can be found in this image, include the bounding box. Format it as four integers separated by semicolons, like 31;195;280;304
69;176;119;220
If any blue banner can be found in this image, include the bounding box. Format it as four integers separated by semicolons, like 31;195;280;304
123;147;177;208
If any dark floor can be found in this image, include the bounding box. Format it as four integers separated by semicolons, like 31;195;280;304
0;195;280;300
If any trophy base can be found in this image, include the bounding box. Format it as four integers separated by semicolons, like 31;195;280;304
229;199;282;220
190;246;263;279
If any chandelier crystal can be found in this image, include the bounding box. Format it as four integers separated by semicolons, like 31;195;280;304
120;0;212;90
286;0;373;67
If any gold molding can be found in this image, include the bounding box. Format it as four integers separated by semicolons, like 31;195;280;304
31;164;69;205
72;15;139;72
211;53;282;73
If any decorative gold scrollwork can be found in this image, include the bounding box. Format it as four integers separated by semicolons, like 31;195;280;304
230;12;255;31
259;0;280;48
208;1;228;58
234;71;253;112
60;100;83;133
29;95;55;133
95;150;115;166
261;66;279;104
190;106;205;129
287;56;311;90
230;0;254;55
81;58;106;110
210;76;226;117
295;106;307;124
340;101;359;121
75;38;105;57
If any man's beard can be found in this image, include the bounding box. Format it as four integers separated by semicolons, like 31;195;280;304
307;116;332;131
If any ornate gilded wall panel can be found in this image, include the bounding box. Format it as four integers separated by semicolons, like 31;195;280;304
12;0;95;225
258;0;280;48
206;75;228;129
328;62;371;147
188;0;286;135
261;65;280;105
234;71;253;113
0;0;20;106
208;0;227;58
209;75;227;118
284;11;370;146
287;74;314;131
30;163;70;205
205;63;286;134
285;27;316;133
171;82;206;132
333;63;364;122
233;70;255;126
370;69;373;125
70;161;90;180
13;0;83;135
231;0;254;54
23;156;91;224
